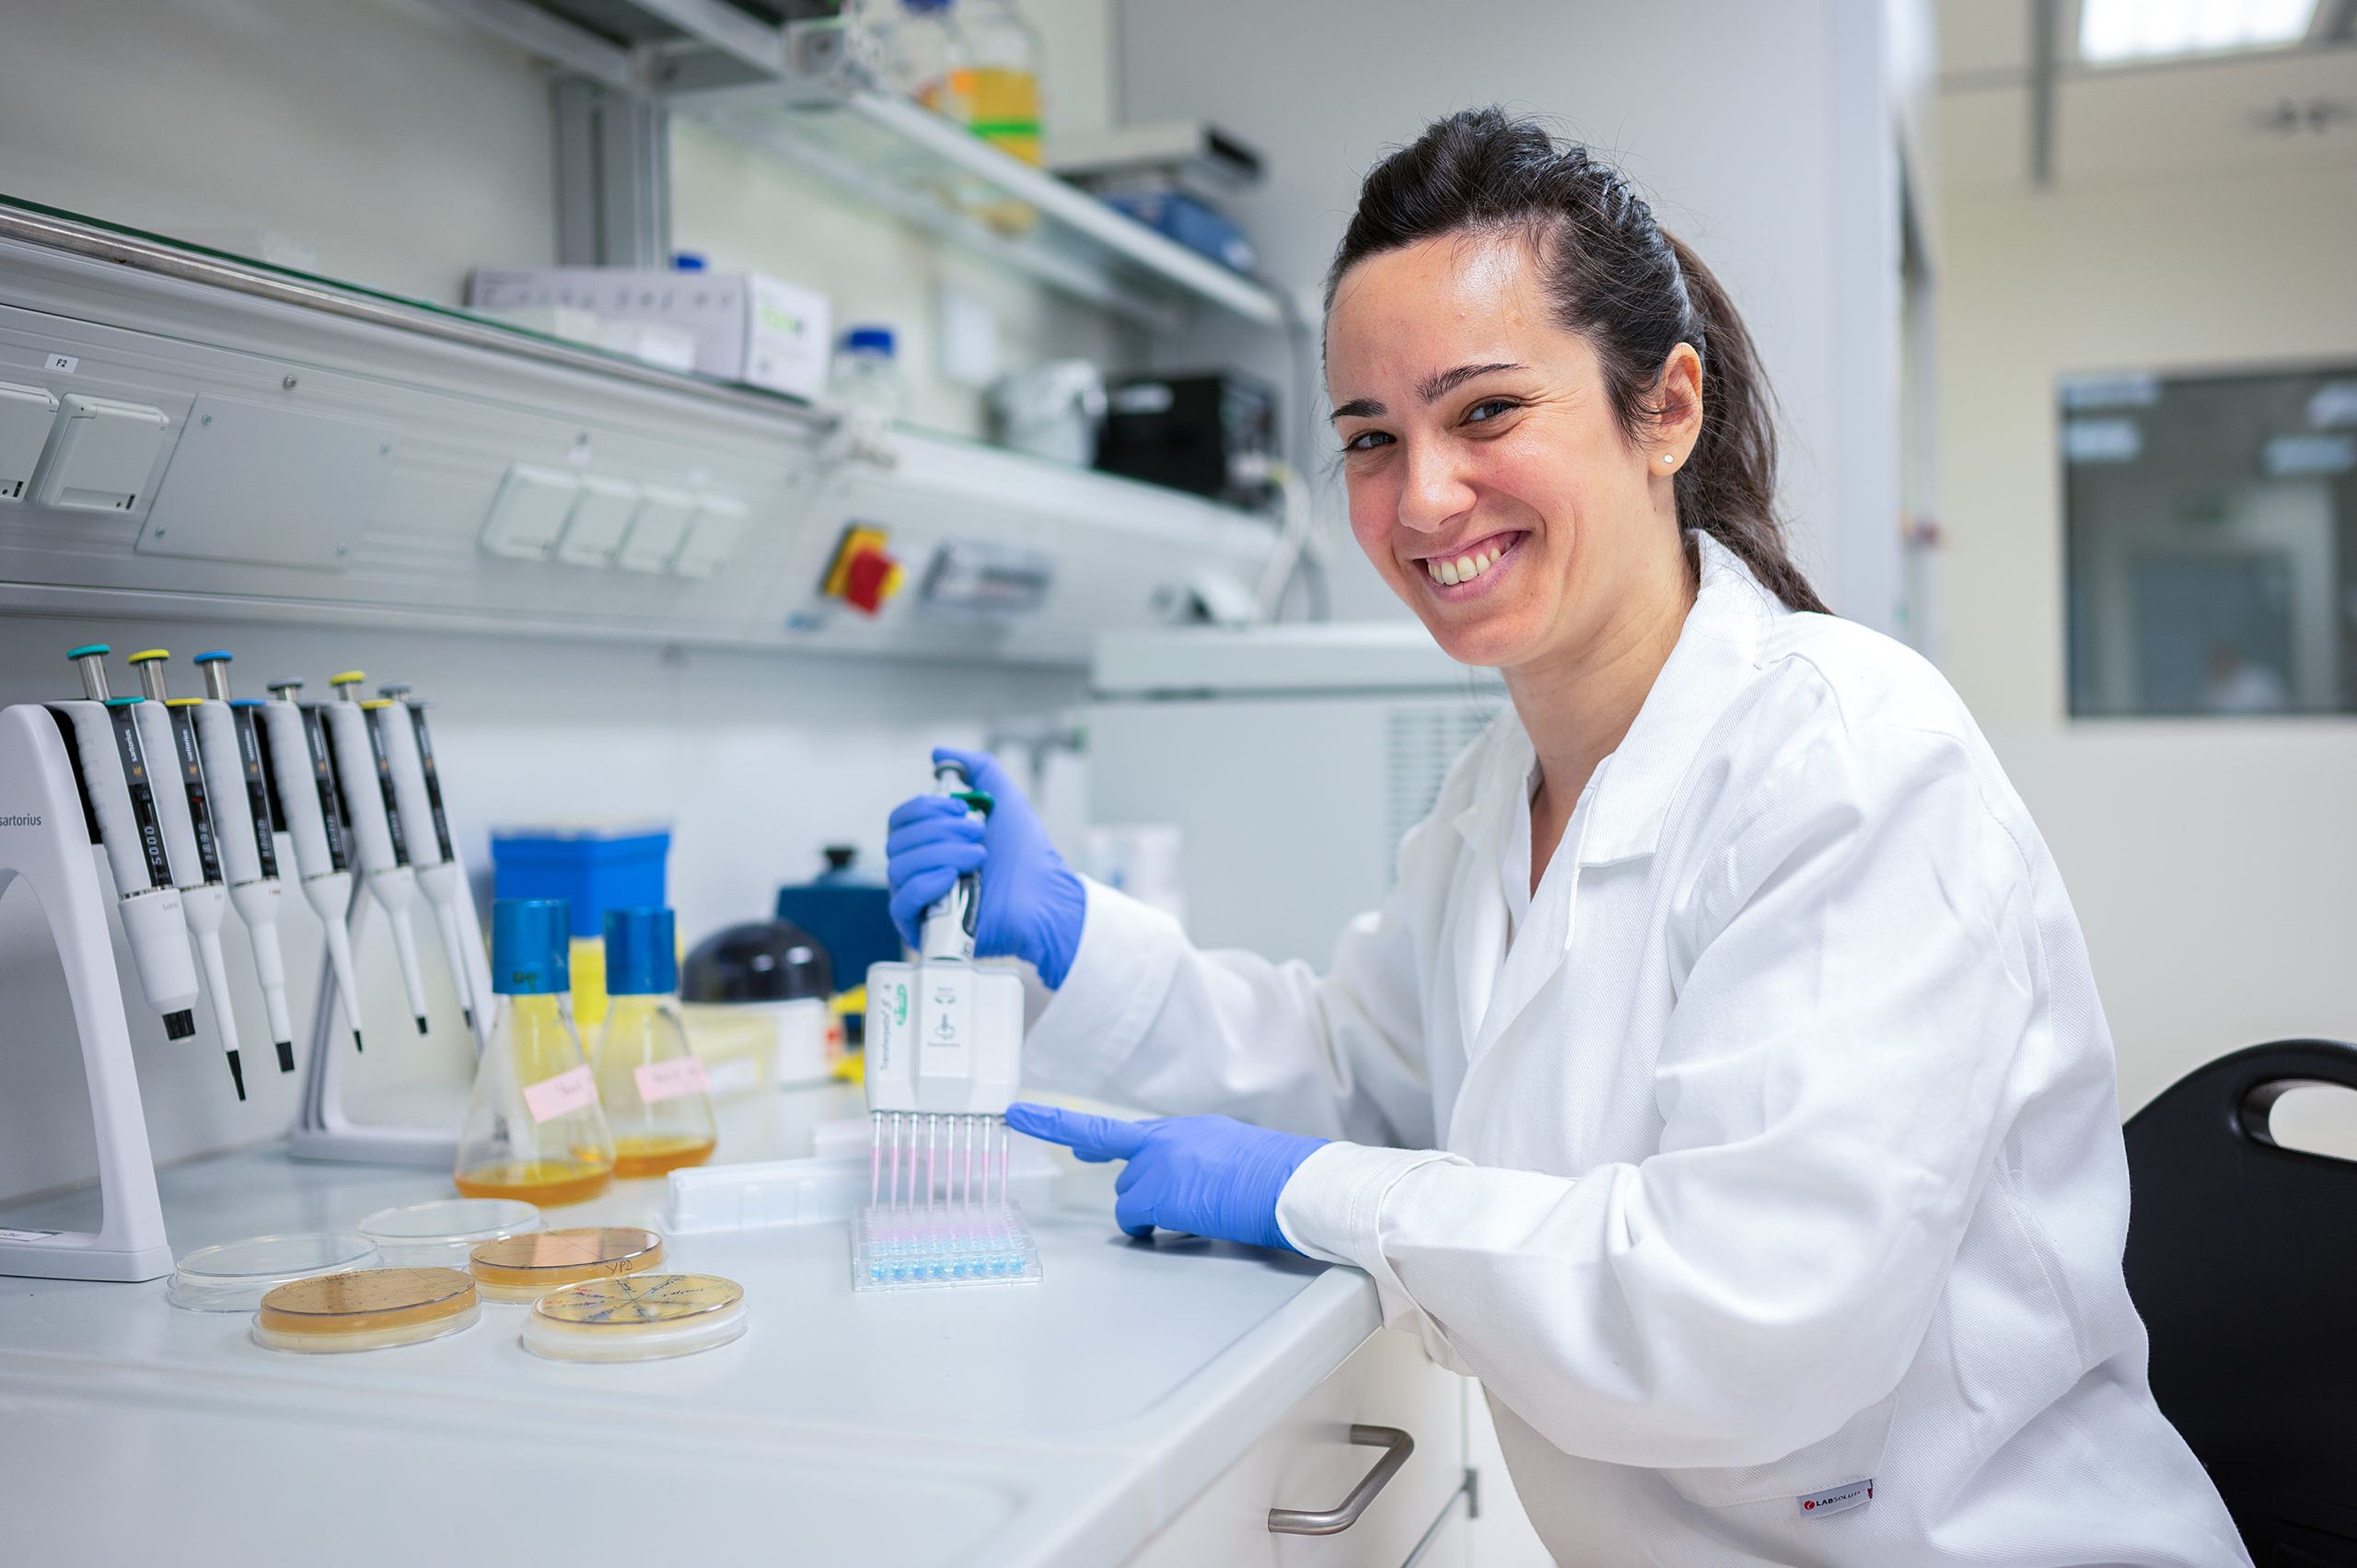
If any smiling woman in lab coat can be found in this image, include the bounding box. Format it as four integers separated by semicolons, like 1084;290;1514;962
886;110;2246;1565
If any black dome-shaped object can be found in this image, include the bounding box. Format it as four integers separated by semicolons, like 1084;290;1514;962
680;919;832;1005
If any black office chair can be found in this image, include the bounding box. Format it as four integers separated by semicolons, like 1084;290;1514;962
2123;1039;2357;1564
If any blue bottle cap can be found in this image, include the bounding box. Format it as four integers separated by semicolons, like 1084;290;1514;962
603;907;679;996
843;325;895;355
492;899;571;995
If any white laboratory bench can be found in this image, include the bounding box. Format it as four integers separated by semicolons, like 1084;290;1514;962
0;1085;1492;1567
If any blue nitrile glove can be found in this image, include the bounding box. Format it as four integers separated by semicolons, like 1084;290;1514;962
1004;1103;1328;1254
884;747;1086;988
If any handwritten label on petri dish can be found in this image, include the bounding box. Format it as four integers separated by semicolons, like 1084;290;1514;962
523;1064;598;1123
633;1057;712;1104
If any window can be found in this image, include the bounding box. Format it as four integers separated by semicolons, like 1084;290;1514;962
2063;365;2357;716
2078;0;2320;65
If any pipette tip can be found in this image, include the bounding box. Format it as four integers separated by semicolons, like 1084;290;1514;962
274;1040;296;1074
351;1029;364;1053
226;1051;246;1101
164;1010;195;1040
414;1016;429;1036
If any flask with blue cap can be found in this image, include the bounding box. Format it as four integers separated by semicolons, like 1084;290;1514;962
453;899;616;1206
591;907;717;1178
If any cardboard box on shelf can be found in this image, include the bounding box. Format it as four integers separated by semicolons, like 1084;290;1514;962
467;267;830;400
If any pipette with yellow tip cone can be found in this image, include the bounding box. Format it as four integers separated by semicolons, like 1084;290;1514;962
124;649;245;1099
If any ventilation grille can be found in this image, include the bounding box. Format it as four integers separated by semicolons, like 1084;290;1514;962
1383;700;1499;882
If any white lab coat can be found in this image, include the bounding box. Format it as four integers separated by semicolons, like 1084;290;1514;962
1023;535;2247;1565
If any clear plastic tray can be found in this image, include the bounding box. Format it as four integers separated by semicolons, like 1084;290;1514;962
168;1233;379;1312
252;1267;481;1354
521;1272;748;1363
356;1199;544;1267
852;1202;1041;1292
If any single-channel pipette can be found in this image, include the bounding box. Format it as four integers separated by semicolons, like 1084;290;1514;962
123;651;245;1098
259;679;366;1053
322;672;431;1037
189;651;297;1073
55;645;200;1042
855;759;1036;1290
369;683;482;1043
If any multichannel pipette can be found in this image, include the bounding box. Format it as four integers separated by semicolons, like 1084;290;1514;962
123;651;245;1098
55;645;201;1043
367;683;482;1041
259;679;366;1053
322;672;432;1036
856;759;1038;1290
187;652;297;1073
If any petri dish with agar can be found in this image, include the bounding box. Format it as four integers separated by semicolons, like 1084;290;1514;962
469;1226;665;1303
522;1273;747;1363
357;1198;544;1268
168;1233;379;1312
252;1267;480;1353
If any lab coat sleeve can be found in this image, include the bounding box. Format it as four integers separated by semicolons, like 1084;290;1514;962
1277;719;2044;1470
1019;871;1436;1147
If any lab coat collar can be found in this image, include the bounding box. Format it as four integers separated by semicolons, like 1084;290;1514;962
1562;532;1785;867
1448;534;1786;869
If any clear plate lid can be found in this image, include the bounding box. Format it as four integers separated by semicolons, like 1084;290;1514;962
168;1233;379;1312
356;1199;544;1264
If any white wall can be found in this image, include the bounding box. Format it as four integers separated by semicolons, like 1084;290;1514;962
1934;14;2357;1112
1112;0;1908;632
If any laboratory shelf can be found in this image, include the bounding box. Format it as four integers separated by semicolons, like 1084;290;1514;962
0;1086;1382;1567
675;85;1288;331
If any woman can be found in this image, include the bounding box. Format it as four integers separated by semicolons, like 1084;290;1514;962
887;110;2244;1564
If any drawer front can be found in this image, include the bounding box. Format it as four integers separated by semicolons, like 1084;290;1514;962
1127;1328;1467;1567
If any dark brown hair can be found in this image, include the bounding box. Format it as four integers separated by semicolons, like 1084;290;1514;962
1326;109;1828;614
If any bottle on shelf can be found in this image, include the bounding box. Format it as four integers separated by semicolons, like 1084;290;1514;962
593;907;718;1179
944;0;1043;167
453;899;616;1207
888;0;958;110
830;326;906;420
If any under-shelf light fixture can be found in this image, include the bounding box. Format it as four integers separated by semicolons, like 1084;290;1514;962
2079;0;2320;64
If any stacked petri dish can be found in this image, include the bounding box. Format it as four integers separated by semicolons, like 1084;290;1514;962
356;1199;544;1268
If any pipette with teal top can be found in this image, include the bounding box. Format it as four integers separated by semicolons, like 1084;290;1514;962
58;645;202;1044
123;649;246;1098
188;651;298;1073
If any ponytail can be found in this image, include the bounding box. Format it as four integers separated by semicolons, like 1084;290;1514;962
1327;110;1829;614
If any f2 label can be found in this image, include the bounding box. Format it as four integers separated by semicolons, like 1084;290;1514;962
43;354;77;374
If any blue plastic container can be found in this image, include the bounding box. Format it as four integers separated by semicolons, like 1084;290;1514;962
774;845;900;993
491;824;670;939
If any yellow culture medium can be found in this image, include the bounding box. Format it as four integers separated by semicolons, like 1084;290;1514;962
522;1273;749;1363
251;1268;480;1353
469;1226;665;1303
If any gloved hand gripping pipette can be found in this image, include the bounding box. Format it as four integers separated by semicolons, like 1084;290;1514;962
319;671;432;1037
189;651;298;1073
123;650;246;1098
857;756;1038;1288
369;683;484;1044
885;747;1326;1254
259;679;366;1053
54;645;202;1045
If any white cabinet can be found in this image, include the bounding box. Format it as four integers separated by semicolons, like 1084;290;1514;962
1126;1328;1469;1568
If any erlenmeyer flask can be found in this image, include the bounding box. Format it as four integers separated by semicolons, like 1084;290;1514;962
594;907;717;1179
454;899;615;1207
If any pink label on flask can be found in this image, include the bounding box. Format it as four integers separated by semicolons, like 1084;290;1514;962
522;1064;598;1123
633;1057;712;1104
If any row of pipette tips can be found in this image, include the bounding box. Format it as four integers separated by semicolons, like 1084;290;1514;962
54;641;481;1100
855;1110;1042;1290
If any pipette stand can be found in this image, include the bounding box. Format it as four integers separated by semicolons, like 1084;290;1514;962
0;705;174;1282
290;884;459;1167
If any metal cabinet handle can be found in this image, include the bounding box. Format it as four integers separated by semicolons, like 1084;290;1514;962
1268;1423;1415;1535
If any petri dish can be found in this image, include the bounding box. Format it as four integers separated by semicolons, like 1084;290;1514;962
522;1273;748;1363
356;1198;545;1267
469;1225;666;1303
252;1267;480;1353
168;1233;379;1312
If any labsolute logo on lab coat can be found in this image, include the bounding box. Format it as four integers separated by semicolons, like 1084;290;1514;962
1798;1480;1873;1517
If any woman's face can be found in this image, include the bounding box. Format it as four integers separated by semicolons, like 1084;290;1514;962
1325;232;1697;671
